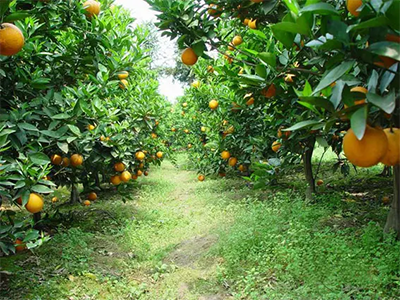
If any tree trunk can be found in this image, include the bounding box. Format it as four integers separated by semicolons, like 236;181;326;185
303;137;316;201
384;165;400;239
94;171;101;189
70;184;80;204
33;212;42;230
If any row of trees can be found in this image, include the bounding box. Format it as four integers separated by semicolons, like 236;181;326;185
148;0;400;236
0;0;170;255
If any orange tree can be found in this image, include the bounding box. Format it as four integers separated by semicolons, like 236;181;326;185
0;0;170;255
148;0;400;235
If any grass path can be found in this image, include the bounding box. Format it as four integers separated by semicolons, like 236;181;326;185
1;159;243;300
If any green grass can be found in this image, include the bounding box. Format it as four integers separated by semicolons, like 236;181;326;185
1;154;399;300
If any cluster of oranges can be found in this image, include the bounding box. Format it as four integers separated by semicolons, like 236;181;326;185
51;153;83;168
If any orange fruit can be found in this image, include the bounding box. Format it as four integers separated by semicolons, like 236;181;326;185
382;196;390;204
380;128;400;166
208;3;221;17
191;80;200;88
119;79;128;89
62;157;70;167
228;157;238;167
317;179;324;186
118;71;129;79
51;197;58;203
243;18;250;26
221;151;231;160
184;129;190;134
343;125;388;167
238;164;247;172
111;175;121;185
135;151;146;161
25;193;44;214
198;175;205;181
16;197;22;205
262;84;276;98
219;172;226;177
207;65;214;73
114;162;125;172
347;0;362;16
144;171;149;176
151;133;158;139
87;192;97;201
120;171;132;182
51;154;63;165
83;200;91;206
248;19;257;29
156;151;163;159
171;127;176;132
181;48;198;66
232;35;243;46
70;154;83;167
277;129;283;138
272;141;282;153
188;144;192;149
201;126;206;132
0;23;25;56
137;170;143;176
83;0;101;18
15;239;25;252
132;174;138;180
87;124;95;131
209;99;219;110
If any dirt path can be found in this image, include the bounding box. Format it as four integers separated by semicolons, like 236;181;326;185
130;160;237;300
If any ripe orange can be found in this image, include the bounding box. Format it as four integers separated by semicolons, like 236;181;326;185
87;124;96;131
119;79;128;89
346;0;363;17
277;129;283;138
151;133;158;139
137;170;143;176
15;239;25;252
114;162;125;172
144;171;149;176
83;200;91;206
25;193;44;214
201;126;206;132
207;65;214;73
238;165;247;172
171;127;176;132
88;192;97;201
243;18;250;26
83;0;101;18
228;157;238;167
135;151;146;161
156;151;163;159
380;128;400;166
118;71;129;79
184;129;190;134
181;48;198;66
272;141;282;152
132;174;138;180
317;179;324;186
51;154;63;165
62;157;70;167
188;144;192;149
16;197;22;205
120;171;132;182
209;99;219;110
51;197;58;203
111;175;121;185
219;172;226;177
248;19;257;29
343;125;388;167
0;23;25;56
262;84;276;98
191;81;200;88
198;175;205;181
232;35;243;46
70;154;83;167
221;151;231;160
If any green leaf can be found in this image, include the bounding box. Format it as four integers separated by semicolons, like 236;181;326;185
4;12;30;22
380;63;397;93
367;90;396;114
282;0;300;15
262;0;277;14
350;106;367;140
255;64;267;78
298;97;335;112
31;185;53;194
330;80;345;109
316;136;329;148
29;153;50;166
57;142;69;154
368;42;400;61
284;120;321;131
347;16;389;32
313;61;355;95
18;123;38;131
52;113;71;120
258;52;276;68
271;26;295;49
271;21;310;36
300;3;340;15
67;125;81;136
